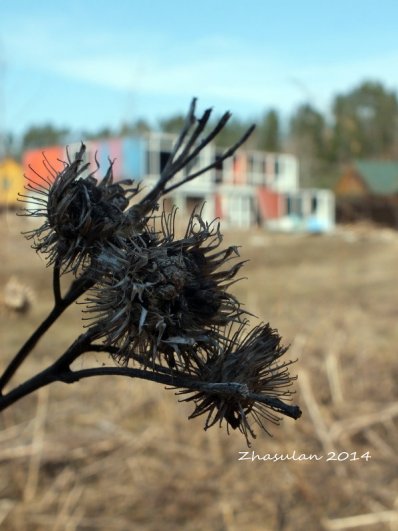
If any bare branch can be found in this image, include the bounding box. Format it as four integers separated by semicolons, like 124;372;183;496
164;124;256;194
0;273;94;393
137;98;255;210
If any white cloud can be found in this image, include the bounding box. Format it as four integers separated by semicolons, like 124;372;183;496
3;13;398;125
51;47;398;117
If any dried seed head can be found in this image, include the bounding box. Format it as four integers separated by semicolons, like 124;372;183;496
20;144;140;273
178;322;299;446
86;208;246;366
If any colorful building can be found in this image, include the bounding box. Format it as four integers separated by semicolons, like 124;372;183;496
23;132;335;232
0;158;24;209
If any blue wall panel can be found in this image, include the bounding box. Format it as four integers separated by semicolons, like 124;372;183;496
99;141;111;174
122;137;147;181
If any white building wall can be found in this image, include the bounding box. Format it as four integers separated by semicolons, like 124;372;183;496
272;155;299;192
220;186;254;228
267;189;335;233
141;132;333;232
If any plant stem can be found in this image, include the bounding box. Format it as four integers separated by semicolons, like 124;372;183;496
0;334;301;421
0;328;94;410
0;365;57;411
61;368;301;419
0;274;94;393
53;259;62;304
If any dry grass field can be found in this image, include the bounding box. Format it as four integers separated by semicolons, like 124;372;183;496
1;213;398;531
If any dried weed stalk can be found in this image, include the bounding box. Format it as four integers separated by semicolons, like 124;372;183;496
0;98;301;446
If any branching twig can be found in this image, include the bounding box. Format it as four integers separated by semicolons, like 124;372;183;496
164;125;255;194
0;273;94;393
137;97;255;209
0;338;301;423
53;258;62;305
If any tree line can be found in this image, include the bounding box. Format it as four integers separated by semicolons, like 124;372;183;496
13;80;398;189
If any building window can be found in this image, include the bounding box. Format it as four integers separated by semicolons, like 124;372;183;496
160;151;171;172
247;154;255;173
286;196;292;215
286;195;302;216
311;195;318;214
214;154;223;184
146;150;151;174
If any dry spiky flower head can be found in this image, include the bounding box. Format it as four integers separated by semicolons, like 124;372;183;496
20;144;140;273
86;207;246;368
177;322;299;446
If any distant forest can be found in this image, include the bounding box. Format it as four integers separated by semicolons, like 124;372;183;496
7;80;398;189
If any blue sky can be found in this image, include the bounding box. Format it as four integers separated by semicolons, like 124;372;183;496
1;0;398;137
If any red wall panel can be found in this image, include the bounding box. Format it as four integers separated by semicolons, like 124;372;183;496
23;146;65;188
257;187;282;219
108;139;123;180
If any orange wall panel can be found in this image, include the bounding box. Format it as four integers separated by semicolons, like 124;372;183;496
232;154;247;185
214;192;223;218
23;146;66;188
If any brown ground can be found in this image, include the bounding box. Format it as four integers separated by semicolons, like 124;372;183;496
0;213;397;531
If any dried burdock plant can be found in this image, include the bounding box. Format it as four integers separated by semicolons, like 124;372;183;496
86;207;245;367
177;322;299;446
0;98;301;446
20;144;140;275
